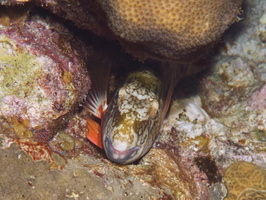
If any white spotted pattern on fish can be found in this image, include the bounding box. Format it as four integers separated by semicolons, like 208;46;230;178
102;70;163;164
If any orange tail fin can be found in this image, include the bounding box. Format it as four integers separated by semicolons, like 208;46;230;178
87;119;103;149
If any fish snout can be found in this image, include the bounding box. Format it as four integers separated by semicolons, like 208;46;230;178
104;136;140;164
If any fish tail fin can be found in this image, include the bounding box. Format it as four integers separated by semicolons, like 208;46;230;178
83;57;111;119
87;119;103;149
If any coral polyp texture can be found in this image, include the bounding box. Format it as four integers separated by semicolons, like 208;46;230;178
0;9;90;142
14;0;243;62
97;0;243;61
223;161;266;200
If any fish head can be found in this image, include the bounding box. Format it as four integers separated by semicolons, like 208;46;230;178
102;86;161;164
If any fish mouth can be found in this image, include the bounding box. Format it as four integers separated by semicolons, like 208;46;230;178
104;136;140;164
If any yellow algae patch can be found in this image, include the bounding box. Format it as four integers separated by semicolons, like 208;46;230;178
6;117;33;139
13;123;33;139
181;136;210;153
224;161;266;200
62;71;72;84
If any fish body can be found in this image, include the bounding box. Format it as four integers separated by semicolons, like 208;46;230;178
102;70;163;164
85;63;179;164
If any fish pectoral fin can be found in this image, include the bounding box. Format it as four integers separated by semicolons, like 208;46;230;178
84;98;107;119
83;59;111;119
161;62;183;120
87;118;103;149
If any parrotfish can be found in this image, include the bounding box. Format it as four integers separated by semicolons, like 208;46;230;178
84;62;183;164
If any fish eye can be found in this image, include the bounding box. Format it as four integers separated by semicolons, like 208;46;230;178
114;86;125;101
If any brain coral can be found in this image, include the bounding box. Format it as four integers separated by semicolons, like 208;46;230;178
98;0;243;62
223;161;266;200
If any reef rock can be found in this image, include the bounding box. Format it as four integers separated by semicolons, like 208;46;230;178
0;7;90;143
131;148;209;200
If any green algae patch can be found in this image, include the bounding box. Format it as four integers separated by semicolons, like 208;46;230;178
255;129;266;142
49;132;75;152
0;36;42;99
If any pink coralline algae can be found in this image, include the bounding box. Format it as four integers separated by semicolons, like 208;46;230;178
0;9;90;143
248;84;266;111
